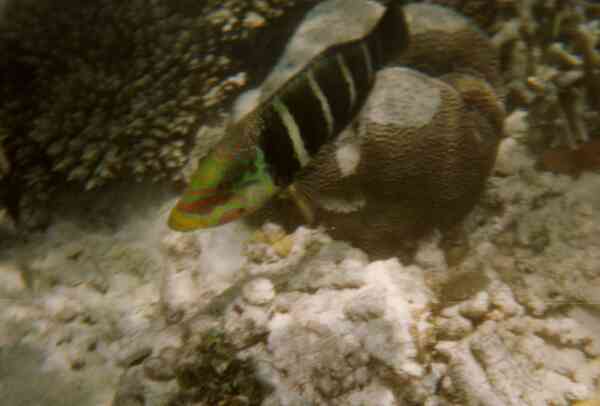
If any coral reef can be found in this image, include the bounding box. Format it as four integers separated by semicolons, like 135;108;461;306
426;0;513;30
436;313;593;405
297;67;502;260
433;0;600;161
400;3;504;92
493;0;600;149
1;2;600;406
159;209;600;405
162;223;439;405
251;3;505;260
0;0;319;228
2;126;600;404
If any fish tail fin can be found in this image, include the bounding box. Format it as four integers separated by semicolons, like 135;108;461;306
286;183;317;226
374;1;410;65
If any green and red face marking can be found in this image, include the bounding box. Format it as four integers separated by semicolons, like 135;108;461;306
168;141;278;231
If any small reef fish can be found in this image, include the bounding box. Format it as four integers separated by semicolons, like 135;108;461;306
168;1;409;231
540;139;600;176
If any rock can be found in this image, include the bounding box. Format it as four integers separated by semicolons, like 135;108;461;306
143;356;175;382
242;278;275;306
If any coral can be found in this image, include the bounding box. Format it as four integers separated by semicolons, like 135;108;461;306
427;0;514;30
0;0;320;228
250;3;505;260
436;316;593;405
224;224;436;405
258;67;503;259
400;3;504;93
482;113;600;316
3;146;600;405
421;115;600;405
490;0;600;149
3;3;600;406
433;274;600;405
161;220;600;406
429;1;600;174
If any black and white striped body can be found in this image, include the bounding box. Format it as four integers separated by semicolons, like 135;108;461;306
247;2;408;187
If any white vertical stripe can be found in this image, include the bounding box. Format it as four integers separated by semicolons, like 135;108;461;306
287;184;315;225
361;41;374;82
307;69;334;136
273;97;310;167
336;53;357;110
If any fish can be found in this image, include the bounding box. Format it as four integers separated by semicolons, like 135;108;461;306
168;0;409;232
540;139;600;176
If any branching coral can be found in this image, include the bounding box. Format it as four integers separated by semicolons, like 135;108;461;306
431;0;600;177
495;0;600;148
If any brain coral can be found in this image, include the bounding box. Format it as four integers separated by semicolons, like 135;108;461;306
427;0;512;30
400;3;504;94
252;3;505;260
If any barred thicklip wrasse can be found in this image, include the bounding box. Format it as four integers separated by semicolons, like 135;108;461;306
168;0;409;231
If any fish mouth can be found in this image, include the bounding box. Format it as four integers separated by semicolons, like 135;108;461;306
168;145;278;232
168;208;210;231
168;189;248;231
168;176;278;231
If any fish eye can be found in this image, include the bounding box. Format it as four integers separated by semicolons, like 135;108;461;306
219;163;248;188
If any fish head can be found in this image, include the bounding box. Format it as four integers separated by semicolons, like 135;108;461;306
168;134;278;231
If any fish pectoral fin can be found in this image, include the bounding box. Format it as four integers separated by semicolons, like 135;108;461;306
286;183;316;225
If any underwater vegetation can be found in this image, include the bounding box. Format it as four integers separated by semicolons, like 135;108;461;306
167;329;270;406
111;329;270;406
